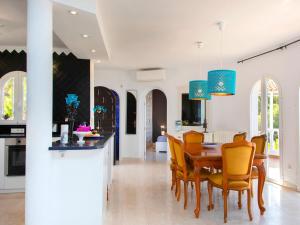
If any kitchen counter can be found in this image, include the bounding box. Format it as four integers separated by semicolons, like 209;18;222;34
0;134;26;138
49;132;114;150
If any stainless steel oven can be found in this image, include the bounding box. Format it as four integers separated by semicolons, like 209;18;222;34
5;138;26;176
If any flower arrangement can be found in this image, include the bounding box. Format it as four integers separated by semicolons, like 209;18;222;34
93;105;107;133
66;94;80;121
65;94;80;141
93;105;107;114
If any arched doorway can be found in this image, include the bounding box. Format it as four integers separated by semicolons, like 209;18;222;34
94;86;120;164
250;78;282;182
144;89;167;160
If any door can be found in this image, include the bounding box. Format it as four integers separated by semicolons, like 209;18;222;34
251;78;282;182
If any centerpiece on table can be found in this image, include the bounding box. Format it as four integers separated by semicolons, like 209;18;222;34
65;94;80;142
93;105;107;134
73;123;92;144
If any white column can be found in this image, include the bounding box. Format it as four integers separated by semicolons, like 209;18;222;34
26;1;53;225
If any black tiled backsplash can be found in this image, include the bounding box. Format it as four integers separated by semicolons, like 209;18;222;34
0;51;90;132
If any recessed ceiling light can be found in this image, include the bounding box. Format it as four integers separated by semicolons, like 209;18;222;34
91;49;96;53
81;34;89;38
96;60;101;63
69;10;78;15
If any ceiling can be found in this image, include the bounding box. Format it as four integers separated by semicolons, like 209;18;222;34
0;0;109;60
1;0;300;69
0;0;66;48
97;0;300;69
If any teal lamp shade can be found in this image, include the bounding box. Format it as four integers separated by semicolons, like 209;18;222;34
189;80;211;100
208;70;236;96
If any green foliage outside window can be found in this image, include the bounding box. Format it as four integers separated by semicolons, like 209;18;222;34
3;78;14;120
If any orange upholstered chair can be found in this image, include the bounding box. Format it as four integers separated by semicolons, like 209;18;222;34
167;134;177;192
183;130;204;144
233;132;247;143
250;134;267;197
173;138;209;209
207;141;256;223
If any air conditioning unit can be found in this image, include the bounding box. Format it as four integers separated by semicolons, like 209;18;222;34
136;69;166;82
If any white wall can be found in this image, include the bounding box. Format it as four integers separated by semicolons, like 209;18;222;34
94;42;300;187
209;43;300;188
93;67;213;159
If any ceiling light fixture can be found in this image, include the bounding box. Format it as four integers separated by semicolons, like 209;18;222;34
81;34;89;38
207;21;236;96
96;60;101;63
188;43;211;132
91;49;96;53
69;10;78;15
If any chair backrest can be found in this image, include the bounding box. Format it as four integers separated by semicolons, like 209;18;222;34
173;138;187;174
183;130;204;144
233;132;247;143
222;141;255;185
166;134;176;161
251;134;267;154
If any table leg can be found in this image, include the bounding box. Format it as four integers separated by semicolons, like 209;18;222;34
194;175;201;218
257;163;266;215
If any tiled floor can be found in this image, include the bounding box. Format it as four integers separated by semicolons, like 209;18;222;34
268;157;280;181
0;193;24;225
106;159;300;225
1;159;300;225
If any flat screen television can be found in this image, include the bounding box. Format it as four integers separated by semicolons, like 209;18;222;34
181;93;204;126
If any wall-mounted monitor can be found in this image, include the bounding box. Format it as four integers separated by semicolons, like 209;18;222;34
181;93;205;126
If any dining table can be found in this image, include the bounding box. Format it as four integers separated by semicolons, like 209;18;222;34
185;143;267;218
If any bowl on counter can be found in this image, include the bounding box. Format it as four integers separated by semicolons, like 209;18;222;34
73;131;91;144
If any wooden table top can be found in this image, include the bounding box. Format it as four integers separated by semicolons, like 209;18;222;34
185;143;267;161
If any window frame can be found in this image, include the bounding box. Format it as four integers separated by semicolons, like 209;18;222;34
0;71;27;124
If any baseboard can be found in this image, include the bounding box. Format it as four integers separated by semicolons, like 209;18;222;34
0;189;25;194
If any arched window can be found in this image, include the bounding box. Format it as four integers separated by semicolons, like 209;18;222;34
0;71;27;124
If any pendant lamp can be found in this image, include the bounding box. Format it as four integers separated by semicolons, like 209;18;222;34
208;22;236;96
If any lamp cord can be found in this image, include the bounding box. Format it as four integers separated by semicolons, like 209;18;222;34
220;26;224;69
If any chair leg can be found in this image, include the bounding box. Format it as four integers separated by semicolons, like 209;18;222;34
247;189;253;221
251;182;254;198
238;191;242;209
184;181;188;209
171;169;176;191
207;182;214;210
191;181;194;190
176;179;181;201
224;189;228;223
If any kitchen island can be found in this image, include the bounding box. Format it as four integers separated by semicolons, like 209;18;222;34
47;132;115;225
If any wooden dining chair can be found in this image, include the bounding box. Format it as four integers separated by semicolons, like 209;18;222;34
207;141;256;223
183;130;206;174
233;132;247;142
173;138;209;209
183;130;204;144
166;134;177;192
250;134;267;198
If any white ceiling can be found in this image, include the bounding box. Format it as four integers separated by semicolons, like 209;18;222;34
1;0;300;69
53;2;109;60
96;0;300;69
0;0;109;60
0;0;66;48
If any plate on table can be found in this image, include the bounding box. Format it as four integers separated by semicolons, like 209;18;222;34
203;142;218;148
